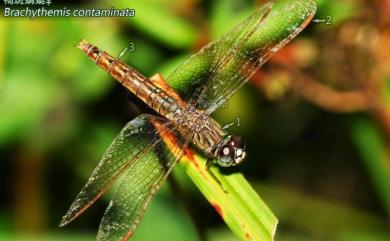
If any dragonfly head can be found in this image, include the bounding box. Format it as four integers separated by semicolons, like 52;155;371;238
215;135;246;167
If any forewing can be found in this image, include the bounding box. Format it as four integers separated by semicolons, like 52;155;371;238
60;114;173;227
97;121;193;241
165;3;272;106
166;1;316;113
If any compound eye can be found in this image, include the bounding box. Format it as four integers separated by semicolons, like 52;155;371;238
230;135;245;149
217;145;235;167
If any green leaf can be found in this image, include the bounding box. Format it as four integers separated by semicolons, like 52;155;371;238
177;152;277;241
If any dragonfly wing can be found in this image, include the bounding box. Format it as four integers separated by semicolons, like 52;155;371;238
149;73;186;107
165;3;272;105
166;1;316;113
59;114;173;227
97;121;193;241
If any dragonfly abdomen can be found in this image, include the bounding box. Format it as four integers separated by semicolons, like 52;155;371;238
77;40;181;119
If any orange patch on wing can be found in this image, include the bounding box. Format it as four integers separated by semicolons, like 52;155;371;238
150;117;209;180
150;118;192;161
183;147;195;162
150;73;186;107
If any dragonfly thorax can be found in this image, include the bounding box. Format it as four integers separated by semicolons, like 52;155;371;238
175;107;247;167
174;106;212;132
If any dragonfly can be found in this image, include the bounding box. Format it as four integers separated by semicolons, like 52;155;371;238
60;2;316;240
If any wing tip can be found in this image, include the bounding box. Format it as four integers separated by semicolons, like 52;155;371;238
58;202;90;228
58;210;80;227
58;216;70;227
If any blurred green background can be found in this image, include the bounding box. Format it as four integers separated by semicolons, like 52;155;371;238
1;0;389;240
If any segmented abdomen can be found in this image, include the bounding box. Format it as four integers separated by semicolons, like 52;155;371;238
77;40;180;119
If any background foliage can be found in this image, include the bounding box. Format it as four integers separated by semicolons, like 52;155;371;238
0;0;389;240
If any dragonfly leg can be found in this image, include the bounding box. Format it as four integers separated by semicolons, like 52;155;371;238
206;157;229;193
